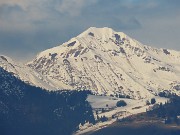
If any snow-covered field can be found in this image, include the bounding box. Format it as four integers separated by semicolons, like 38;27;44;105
75;95;168;135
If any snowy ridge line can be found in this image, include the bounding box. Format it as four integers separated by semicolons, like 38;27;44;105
27;27;180;99
0;27;180;99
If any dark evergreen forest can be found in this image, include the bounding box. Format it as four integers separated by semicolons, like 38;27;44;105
147;94;180;124
0;67;95;135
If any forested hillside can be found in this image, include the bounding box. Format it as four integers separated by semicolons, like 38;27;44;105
0;67;95;135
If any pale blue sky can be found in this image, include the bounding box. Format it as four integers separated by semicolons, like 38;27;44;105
0;0;180;62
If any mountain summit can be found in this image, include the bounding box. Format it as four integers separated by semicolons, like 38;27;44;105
27;27;180;99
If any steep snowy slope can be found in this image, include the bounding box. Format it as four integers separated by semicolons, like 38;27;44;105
0;55;55;89
28;27;180;99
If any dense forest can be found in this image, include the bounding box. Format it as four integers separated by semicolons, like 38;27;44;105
147;94;180;124
0;67;95;135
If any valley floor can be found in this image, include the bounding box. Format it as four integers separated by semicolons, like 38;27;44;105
86;120;180;135
75;95;168;135
82;113;180;135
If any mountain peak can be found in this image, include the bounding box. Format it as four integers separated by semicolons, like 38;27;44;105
27;27;180;99
78;27;126;39
80;27;114;34
32;27;130;60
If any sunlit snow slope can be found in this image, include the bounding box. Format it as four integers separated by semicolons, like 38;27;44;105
0;55;54;90
28;27;180;99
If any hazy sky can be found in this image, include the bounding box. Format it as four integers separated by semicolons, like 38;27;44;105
0;0;180;62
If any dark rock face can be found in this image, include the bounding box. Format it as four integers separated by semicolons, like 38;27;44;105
88;32;95;37
114;34;121;41
174;85;180;91
49;53;57;60
163;49;170;55
67;41;76;47
0;56;8;62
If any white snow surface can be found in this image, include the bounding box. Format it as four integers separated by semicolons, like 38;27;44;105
87;95;167;117
27;27;180;99
0;27;179;134
75;95;168;135
0;27;180;99
0;55;55;89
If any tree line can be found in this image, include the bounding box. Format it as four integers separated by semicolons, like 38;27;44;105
0;67;95;135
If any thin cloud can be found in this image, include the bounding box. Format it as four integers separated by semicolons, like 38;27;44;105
55;0;98;16
0;0;180;61
0;0;99;31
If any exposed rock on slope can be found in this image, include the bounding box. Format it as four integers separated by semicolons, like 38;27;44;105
27;27;180;99
0;55;55;90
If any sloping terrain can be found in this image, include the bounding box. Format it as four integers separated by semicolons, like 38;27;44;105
0;55;55;89
0;67;94;135
28;27;180;99
85;115;180;135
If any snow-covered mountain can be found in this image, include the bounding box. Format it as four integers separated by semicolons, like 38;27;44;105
27;27;180;99
0;55;55;90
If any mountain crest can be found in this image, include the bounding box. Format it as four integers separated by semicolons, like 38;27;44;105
1;27;180;99
30;27;142;62
27;27;180;99
78;27;126;39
